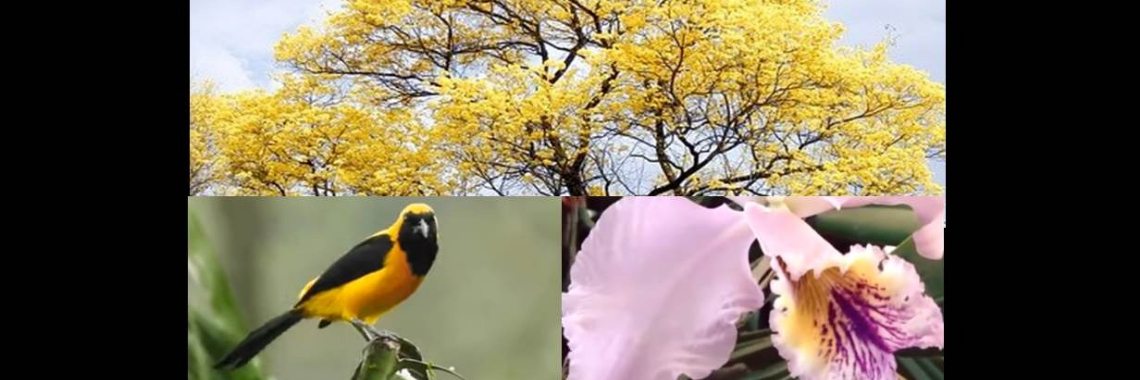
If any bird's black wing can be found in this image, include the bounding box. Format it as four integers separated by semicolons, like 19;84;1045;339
295;233;393;306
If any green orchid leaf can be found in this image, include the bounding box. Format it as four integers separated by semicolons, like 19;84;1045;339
740;361;790;380
806;205;919;246
897;357;943;380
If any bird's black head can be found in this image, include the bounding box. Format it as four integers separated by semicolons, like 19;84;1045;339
395;203;438;276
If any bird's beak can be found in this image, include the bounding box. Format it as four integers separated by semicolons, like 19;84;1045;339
414;219;430;238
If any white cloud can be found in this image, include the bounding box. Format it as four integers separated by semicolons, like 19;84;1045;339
189;37;255;91
189;0;340;91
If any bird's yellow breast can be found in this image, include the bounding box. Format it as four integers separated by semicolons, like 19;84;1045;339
296;242;424;324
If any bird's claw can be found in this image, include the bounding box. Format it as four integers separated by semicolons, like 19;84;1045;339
350;319;398;342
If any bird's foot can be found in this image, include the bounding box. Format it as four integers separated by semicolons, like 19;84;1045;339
350;319;377;341
350;319;398;342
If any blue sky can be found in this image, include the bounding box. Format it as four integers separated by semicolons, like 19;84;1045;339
190;0;946;188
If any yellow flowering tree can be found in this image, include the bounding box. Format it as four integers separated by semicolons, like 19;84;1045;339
195;75;453;195
195;0;945;196
190;81;221;195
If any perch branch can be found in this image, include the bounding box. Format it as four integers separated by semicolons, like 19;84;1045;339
352;337;400;380
349;327;467;380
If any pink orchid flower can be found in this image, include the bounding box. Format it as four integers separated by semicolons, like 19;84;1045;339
743;202;944;380
563;197;943;380
562;197;764;380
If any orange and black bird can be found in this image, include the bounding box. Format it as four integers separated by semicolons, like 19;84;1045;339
214;203;440;370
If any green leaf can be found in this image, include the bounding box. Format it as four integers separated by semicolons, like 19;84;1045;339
898;357;929;380
188;311;214;380
930;356;944;371
727;333;779;368
188;214;245;328
187;212;266;380
740;361;789;380
897;357;943;380
737;328;772;343
389;335;465;380
398;359;468;380
917;357;943;379
730;335;773;362
392;334;428;378
806;205;919;246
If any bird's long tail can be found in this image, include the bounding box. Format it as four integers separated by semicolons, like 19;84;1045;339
214;309;304;370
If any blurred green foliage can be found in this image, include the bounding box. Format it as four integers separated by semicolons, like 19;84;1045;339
188;213;266;380
188;197;561;380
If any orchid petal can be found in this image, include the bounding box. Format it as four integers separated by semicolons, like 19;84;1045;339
742;202;843;281
563;197;764;380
